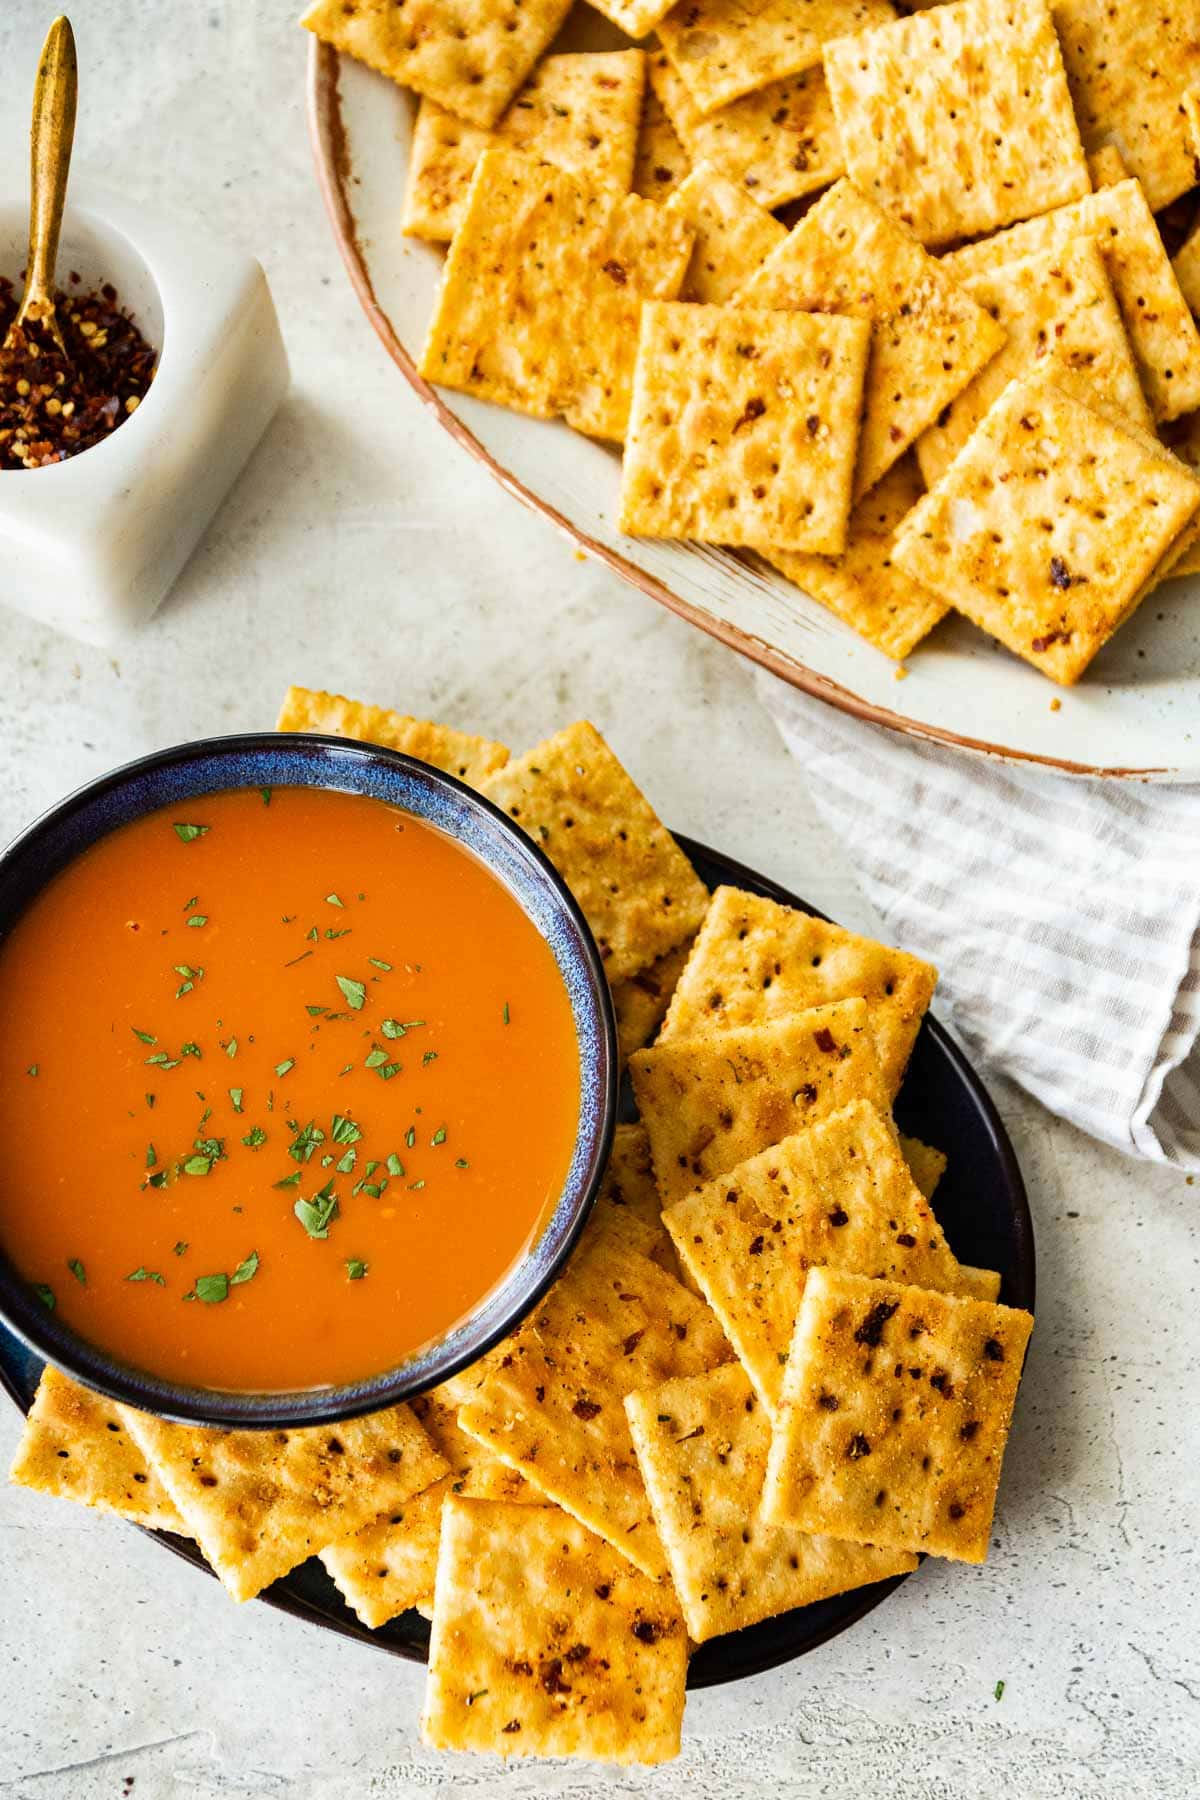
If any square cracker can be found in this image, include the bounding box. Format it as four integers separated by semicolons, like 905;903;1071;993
631;997;889;1208
658;0;896;117
893;374;1200;684
9;1367;183;1532
917;235;1154;488
422;1496;687;1764
456;1235;730;1578
612;935;697;1069
659;884;937;1097
651;50;844;211
1053;0;1200;212
1087;144;1129;189
761;455;949;661
300;0;572;131
587;1122;677;1266
625;1363;917;1643
763;1267;1033;1563
418;148;693;443
666;163;787;303
585;0;678;40
740;179;1007;500
899;1134;947;1200
480;720;709;982
633;77;691;205
275;685;509;787
662;1099;981;1414
124;1403;448;1602
942;179;1200;423
402;52;646;244
619;301;870;555
822;0;1090;248
954;1265;1003;1302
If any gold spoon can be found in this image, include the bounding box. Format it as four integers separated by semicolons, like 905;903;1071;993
3;16;78;356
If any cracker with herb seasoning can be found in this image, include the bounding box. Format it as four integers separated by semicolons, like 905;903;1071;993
456;1235;730;1578
665;163;787;303
276;685;509;787
633;76;691;205
587;1122;676;1266
419;149;693;443
739;179;1007;499
299;0;573;131
760;455;949;662
480;720;709;982
422;1495;688;1763
893;374;1200;685
822;0;1089;248
612;935;697;1069
659;885;937;1097
402;52;647;244
942;179;1200;423
916;236;1153;489
899;1134;947;1200
619;301;871;555
631;998;888;1208
661;1099;979;1413
9;1367;183;1532
625;1363;917;1643
658;0;896;117
125;1402;449;1602
763;1267;1033;1562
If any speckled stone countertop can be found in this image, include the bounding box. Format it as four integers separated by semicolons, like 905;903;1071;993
0;6;1196;1797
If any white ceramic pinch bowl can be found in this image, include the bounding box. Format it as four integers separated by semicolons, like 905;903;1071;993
0;179;289;644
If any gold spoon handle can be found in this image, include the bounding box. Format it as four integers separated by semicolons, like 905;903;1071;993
13;16;78;343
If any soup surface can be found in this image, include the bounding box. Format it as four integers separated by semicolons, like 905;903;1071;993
0;785;581;1390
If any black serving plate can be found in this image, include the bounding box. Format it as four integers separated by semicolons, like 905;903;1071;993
0;834;1034;1690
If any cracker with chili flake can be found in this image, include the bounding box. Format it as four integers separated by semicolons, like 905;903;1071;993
275;685;509;787
899;1133;947;1200
480;720;709;982
612;935;697;1069
822;0;1089;248
632;76;692;204
631;998;888;1208
658;885;937;1097
658;0;896;116
9;1366;183;1533
739;180;1007;499
625;1363;917;1644
651;51;844;211
763;1267;1033;1563
124;1402;448;1602
419;149;693;442
455;1236;730;1579
662;1099;978;1414
953;1265;1003;1302
587;1122;677;1266
300;0;573;130
892;374;1200;685
664;163;786;303
402;51;646;244
619;301;870;555
421;1496;688;1763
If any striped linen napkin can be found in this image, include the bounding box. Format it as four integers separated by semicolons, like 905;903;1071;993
756;672;1200;1169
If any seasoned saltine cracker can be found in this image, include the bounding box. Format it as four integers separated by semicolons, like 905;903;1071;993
666;163;787;303
822;0;1089;247
275;685;509;787
422;1496;688;1764
300;0;571;131
1087;144;1129;188
659;885;937;1096
894;374;1200;684
651;51;844;211
1054;0;1200;212
612;936;696;1069
588;1122;677;1266
661;1099;978;1413
419;149;693;443
9;1367;182;1532
761;455;949;661
586;0;679;40
124;1403;448;1602
658;0;896;116
899;1134;947;1200
625;1363;917;1643
631;998;889;1207
916;235;1153;488
480;720;709;982
942;179;1200;422
619;301;871;555
456;1236;730;1578
402;52;646;244
764;1267;1033;1562
954;1265;1004;1303
740;179;1007;498
633;77;691;204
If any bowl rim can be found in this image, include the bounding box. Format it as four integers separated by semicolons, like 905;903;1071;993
0;731;618;1427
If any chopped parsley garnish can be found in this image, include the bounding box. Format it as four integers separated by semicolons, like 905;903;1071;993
229;1088;244;1113
408;1179;426;1191
126;1267;166;1285
455;1158;469;1169
346;1258;368;1281
275;1058;295;1078
242;1125;267;1148
336;975;367;1011
330;1113;362;1146
326;893;344;907
284;950;312;969
423;1050;437;1065
368;957;391;971
183;1154;213;1176
405;1126;416;1149
26;1064;37;1076
173;823;210;843
180;1042;201;1060
146;1143;158;1168
289;1120;326;1162
994;1680;1006;1703
381;1018;405;1039
365;1047;389;1070
132;1027;156;1045
306;1004;327;1017
376;1062;400;1080
190;1272;228;1304
307;926;318;942
260;788;271;806
294;1181;339;1239
67;1258;86;1285
274;1170;302;1189
33;1283;55;1310
173;1241;188;1257
336;1147;357;1173
386;1153;405;1177
431;1126;447;1147
145;1050;180;1070
503;1001;511;1025
230;1250;259;1286
187;914;207;928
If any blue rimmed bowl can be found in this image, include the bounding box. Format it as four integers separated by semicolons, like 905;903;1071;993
0;732;617;1428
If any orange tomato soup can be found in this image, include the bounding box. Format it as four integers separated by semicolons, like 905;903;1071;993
0;786;581;1391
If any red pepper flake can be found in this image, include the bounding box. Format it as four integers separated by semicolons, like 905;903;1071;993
601;259;628;286
1031;628;1072;653
813;1027;837;1053
572;1396;601;1420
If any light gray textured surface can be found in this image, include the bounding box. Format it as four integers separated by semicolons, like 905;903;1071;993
0;6;1196;1797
